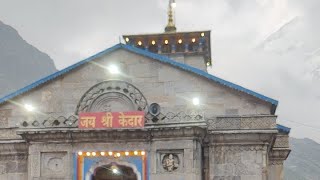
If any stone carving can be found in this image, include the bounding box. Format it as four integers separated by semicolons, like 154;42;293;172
41;152;67;177
31;153;40;178
207;116;277;130
162;154;179;172
145;110;204;124
20;115;78;128
76;80;148;114
269;160;284;165
0;109;11;127
0;154;27;161
214;145;267;153
47;157;64;172
274;135;289;148
89;92;135;112
269;149;290;160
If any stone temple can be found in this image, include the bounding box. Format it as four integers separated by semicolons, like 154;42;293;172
0;1;290;180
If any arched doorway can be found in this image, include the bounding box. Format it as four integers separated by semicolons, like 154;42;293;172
92;164;138;180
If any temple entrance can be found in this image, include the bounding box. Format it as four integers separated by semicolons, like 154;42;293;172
92;164;138;180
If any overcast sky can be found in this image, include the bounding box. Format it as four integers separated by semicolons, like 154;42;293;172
0;0;319;142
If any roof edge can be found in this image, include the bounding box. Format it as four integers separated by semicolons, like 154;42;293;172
0;43;278;109
276;124;291;134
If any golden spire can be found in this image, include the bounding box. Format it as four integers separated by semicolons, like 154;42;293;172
165;0;177;33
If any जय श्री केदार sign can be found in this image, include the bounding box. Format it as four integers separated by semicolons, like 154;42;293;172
78;111;145;129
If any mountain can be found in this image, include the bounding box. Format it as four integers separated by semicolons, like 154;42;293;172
0;20;57;97
257;16;320;81
284;137;320;180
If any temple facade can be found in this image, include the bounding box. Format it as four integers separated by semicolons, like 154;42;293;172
0;2;290;180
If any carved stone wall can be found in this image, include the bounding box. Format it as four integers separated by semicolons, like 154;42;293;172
209;145;268;180
0;109;11;127
268;160;284;180
207;115;277;130
0;159;27;180
0;142;28;180
273;135;289;148
28;143;73;180
40;152;68;178
76;80;148;114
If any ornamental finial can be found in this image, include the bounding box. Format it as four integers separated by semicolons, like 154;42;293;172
165;0;177;33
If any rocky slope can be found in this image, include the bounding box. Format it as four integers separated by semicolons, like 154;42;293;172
284;137;320;180
0;20;56;97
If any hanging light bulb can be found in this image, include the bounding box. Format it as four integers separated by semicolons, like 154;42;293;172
171;0;176;8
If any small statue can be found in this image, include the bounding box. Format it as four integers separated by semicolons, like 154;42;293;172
163;154;179;172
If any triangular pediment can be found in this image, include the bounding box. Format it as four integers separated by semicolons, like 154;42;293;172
0;44;277;124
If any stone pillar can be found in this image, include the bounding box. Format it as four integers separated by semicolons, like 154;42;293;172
267;135;290;180
208;144;268;180
268;160;284;180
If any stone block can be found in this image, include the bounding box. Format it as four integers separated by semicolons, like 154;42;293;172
7;173;27;180
6;161;27;173
214;164;235;176
128;63;156;78
234;162;261;176
214;150;225;164
158;66;181;82
213;176;241;180
241;175;262;180
40;152;68;178
225;152;241;164
241;151;256;162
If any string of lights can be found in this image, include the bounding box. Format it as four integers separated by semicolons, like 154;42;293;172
77;150;146;157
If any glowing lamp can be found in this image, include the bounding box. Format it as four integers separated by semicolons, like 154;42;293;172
116;152;121;157
192;38;196;43
108;65;120;74
78;151;83;156
201;32;205;37
125;151;129;156
134;151;138;155
178;39;182;44
171;0;176;8
141;151;146;155
92;152;96;156
164;40;169;44
152;40;156;45
138;41;142;46
24;104;35;112
125;37;129;42
108;151;113;156
86;152;91;156
112;167;119;174
192;97;200;105
100;152;105;156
